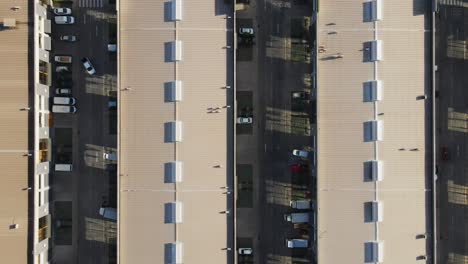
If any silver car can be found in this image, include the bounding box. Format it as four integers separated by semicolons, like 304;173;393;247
81;57;96;75
54;16;75;25
53;8;72;15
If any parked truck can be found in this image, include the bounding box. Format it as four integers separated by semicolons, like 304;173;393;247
284;212;309;223
290;199;311;209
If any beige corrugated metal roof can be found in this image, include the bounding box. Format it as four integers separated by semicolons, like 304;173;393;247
0;0;30;262
317;0;430;263
118;0;232;263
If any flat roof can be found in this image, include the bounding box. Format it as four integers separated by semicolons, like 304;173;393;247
118;0;233;263
0;0;30;262
316;0;431;263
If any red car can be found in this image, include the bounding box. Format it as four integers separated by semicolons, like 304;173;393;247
290;164;308;173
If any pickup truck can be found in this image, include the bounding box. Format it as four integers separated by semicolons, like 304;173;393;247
54;55;72;63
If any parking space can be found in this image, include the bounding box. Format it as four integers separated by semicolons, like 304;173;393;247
235;0;314;263
48;1;117;263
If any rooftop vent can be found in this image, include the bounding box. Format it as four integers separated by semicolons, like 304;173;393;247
165;242;183;264
165;202;183;224
171;0;182;21
363;80;382;102
165;161;183;183
365;241;384;263
365;201;383;222
364;160;383;182
165;121;182;142
364;120;383;142
166;81;183;102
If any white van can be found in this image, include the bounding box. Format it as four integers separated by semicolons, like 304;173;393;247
290;199;311;209
53;97;76;105
99;207;117;221
103;153;117;161
55;164;73;171
286;239;308;248
52;105;76;113
284;212;310;223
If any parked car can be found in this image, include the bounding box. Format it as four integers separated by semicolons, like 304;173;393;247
237;117;253;124
290;164;307;173
286;239;308;248
292;91;309;100
99;207;117;221
59;35;77;42
239;27;254;35
292;149;310;158
55;66;70;72
103;153;117;161
81;57;96;75
54;55;72;63
53;97;76;106
52;105;76;113
53;8;72;15
54;16;75;24
238;248;253;255
55;88;72;95
290;199;311;209
107;44;117;52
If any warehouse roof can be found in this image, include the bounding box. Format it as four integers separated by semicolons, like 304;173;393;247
0;0;31;262
118;0;234;263
316;0;431;263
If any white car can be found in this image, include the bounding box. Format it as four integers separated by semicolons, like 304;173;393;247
239;27;254;35
292;149;310;158
81;57;96;75
99;207;117;221
55;88;72;95
53;97;76;106
52;105;76;114
60;35;77;42
55;66;70;72
237;117;253;124
53;8;72;15
238;248;253;255
103;153;117;161
55;16;75;24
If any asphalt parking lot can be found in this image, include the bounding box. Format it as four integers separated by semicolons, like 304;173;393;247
435;3;468;264
49;1;117;263
235;0;315;263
